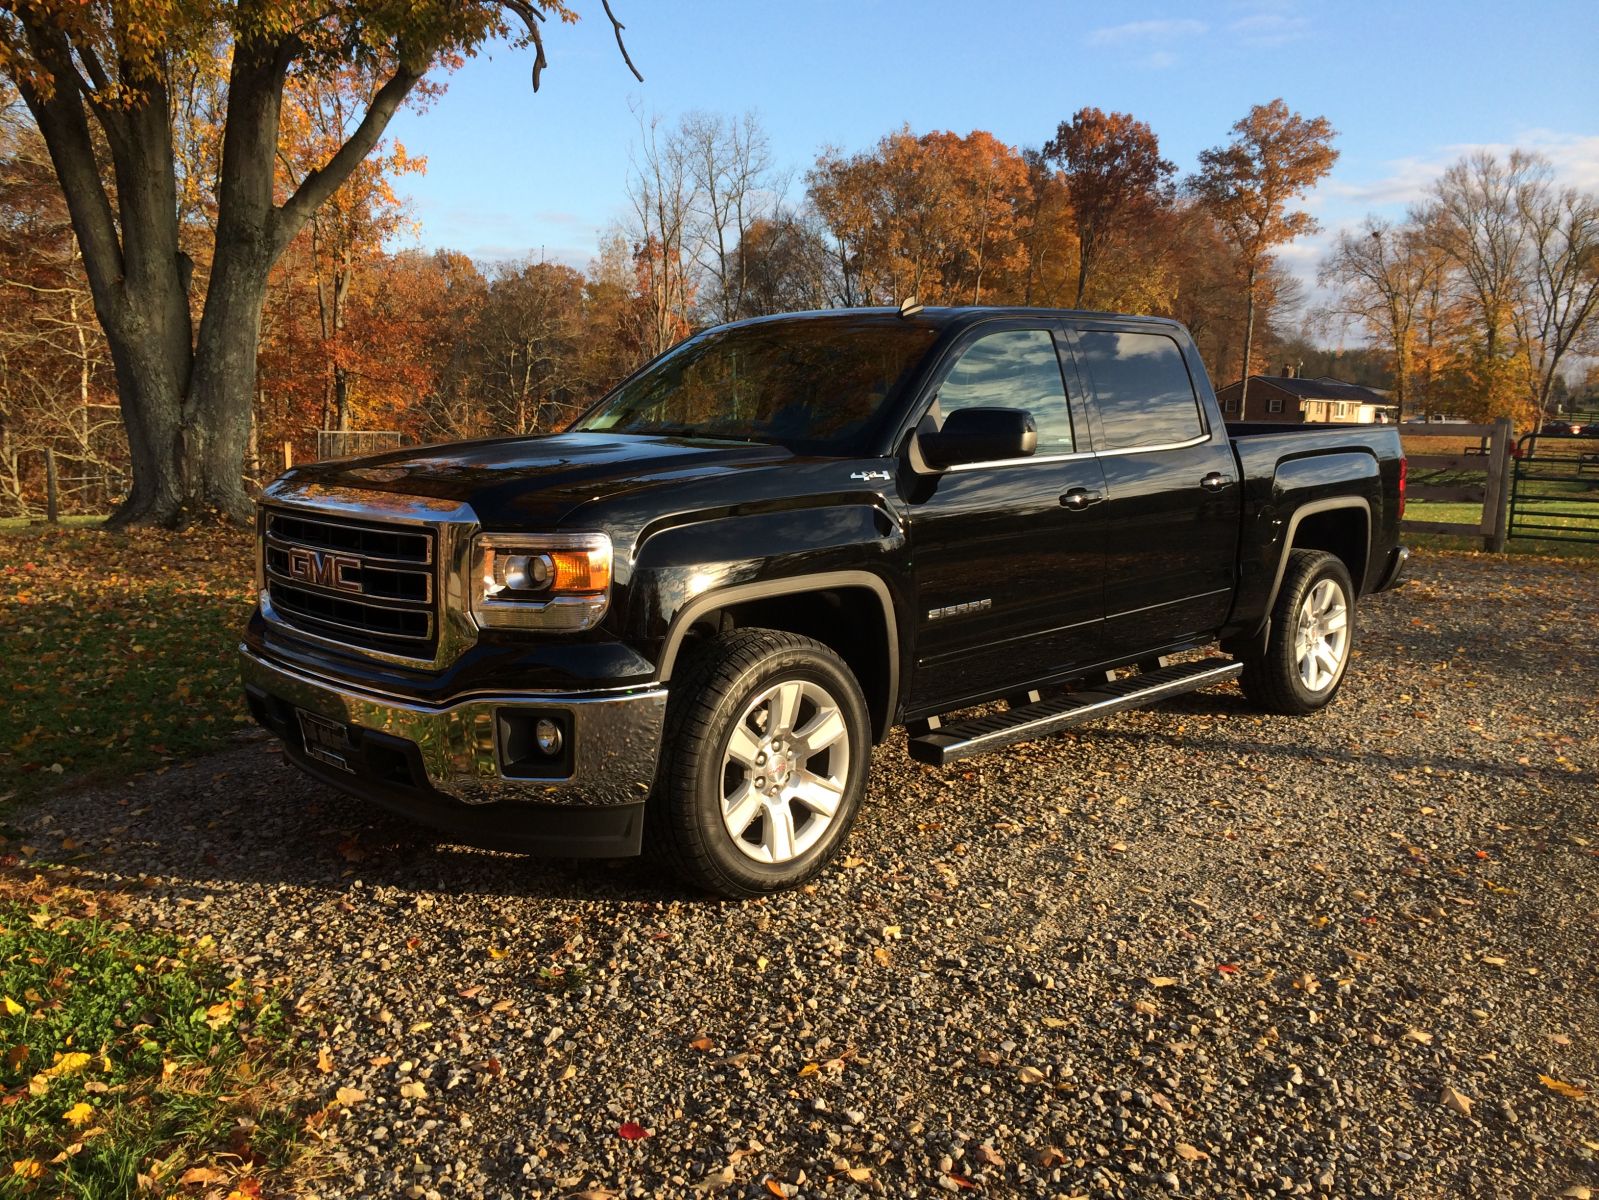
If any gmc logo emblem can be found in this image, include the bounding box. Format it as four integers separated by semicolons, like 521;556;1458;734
287;547;362;594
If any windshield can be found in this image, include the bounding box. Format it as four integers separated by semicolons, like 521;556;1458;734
574;316;938;453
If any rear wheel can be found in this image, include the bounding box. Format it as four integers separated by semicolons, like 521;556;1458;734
1240;549;1356;715
647;629;870;897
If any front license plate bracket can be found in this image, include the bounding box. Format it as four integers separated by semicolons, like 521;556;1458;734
296;709;354;774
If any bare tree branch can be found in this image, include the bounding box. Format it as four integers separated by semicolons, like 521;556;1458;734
602;0;644;82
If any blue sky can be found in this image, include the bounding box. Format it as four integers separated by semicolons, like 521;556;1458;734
386;0;1599;324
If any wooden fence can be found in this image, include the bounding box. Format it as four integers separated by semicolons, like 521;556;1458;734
1399;418;1513;552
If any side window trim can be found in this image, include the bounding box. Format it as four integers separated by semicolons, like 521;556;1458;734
1065;322;1218;456
906;320;1083;469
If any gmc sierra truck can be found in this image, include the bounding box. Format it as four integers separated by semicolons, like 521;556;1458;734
241;307;1408;897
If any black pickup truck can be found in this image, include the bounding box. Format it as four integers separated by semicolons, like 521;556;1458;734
241;307;1408;896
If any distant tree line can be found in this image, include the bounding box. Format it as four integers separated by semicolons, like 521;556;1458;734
0;0;1593;522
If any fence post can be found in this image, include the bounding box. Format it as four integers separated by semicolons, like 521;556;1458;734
44;447;59;524
1481;417;1512;552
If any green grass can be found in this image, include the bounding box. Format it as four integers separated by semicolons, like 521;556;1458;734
1405;499;1599;559
0;526;257;804
0;891;306;1197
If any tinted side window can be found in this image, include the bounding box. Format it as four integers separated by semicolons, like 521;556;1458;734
936;329;1074;452
1075;331;1205;450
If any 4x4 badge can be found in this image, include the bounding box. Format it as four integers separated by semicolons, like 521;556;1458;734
850;470;892;482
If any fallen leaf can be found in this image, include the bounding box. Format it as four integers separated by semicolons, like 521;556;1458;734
317;1047;333;1073
1017;1065;1046;1084
62;1102;93;1127
179;1166;224;1185
43;1052;90;1078
1439;1086;1472;1117
1145;976;1179;988
1216;963;1240;975
873;947;892;967
946;1174;977;1190
797;1063;820;1077
1036;1147;1067;1168
2;997;22;1017
765;1181;789;1198
1539;1075;1588;1101
487;946;508;960
618;1121;650;1140
334;1086;365;1106
975;1145;1005;1167
1175;1142;1209;1162
11;1160;43;1179
688;1036;716;1053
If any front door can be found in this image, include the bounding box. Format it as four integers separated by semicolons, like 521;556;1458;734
905;325;1107;713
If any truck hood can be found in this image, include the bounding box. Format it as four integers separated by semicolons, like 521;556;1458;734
277;432;793;527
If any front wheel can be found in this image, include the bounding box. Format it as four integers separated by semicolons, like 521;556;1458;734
1240;549;1356;715
647;629;870;897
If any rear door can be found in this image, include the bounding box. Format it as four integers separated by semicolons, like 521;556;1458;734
905;322;1108;712
1067;324;1240;656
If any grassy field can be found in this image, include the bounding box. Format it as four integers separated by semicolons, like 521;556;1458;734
0;883;307;1197
0;524;257;804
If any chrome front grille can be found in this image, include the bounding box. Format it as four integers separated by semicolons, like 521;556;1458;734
263;509;437;659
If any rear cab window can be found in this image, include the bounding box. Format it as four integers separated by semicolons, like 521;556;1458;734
1072;329;1207;451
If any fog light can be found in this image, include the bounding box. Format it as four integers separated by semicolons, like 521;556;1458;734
534;718;563;755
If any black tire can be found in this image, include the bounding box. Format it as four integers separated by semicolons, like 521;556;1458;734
646;629;871;898
1239;549;1357;716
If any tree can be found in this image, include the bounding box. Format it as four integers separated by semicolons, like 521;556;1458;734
1318;217;1442;418
625;109;697;355
728;208;836;317
1190;100;1338;404
682;110;785;324
1042;107;1174;307
1514;178;1599;422
0;1;640;526
0;93;120;516
807;127;1032;306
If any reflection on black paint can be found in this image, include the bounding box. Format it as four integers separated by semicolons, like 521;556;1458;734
1076;331;1204;450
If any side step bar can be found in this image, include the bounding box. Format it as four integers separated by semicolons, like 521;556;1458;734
906;658;1243;767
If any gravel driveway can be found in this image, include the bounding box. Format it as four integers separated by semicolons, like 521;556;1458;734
20;551;1599;1199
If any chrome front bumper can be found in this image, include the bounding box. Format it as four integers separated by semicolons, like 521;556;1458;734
239;646;666;807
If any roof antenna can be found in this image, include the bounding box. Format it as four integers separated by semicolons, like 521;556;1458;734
898;295;924;318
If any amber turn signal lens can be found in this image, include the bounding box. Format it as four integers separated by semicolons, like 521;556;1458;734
549;546;610;592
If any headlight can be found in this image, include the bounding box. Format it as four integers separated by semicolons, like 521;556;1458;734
472;532;612;631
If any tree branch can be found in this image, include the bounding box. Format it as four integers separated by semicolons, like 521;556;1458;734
601;0;644;82
272;61;424;252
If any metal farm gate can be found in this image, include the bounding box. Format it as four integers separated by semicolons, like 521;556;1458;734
1508;433;1599;546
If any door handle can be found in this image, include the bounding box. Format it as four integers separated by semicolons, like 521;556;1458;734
1200;473;1233;491
1060;487;1104;510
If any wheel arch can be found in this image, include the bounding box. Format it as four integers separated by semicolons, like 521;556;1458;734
1267;496;1370;613
656;571;900;742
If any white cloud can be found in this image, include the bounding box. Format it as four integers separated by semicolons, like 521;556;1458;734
1086;18;1208;46
1327;131;1599;209
1226;12;1311;46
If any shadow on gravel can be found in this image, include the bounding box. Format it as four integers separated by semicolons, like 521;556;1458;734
44;744;711;907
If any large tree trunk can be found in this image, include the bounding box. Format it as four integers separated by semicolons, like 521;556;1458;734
12;16;426;528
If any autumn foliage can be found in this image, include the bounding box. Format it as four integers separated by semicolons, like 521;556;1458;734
2;47;1596;521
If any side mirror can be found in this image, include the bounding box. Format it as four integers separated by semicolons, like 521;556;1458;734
918;407;1037;470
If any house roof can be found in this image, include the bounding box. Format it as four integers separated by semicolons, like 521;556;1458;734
1222;375;1391;404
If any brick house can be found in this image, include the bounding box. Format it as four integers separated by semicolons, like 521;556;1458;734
1215;369;1395;424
